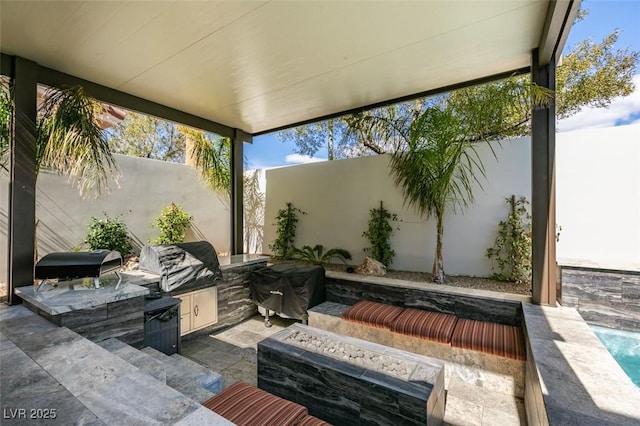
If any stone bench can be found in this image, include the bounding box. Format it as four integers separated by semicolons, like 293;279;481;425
309;300;525;397
202;381;330;426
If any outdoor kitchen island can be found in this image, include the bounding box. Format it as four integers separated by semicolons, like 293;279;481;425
15;254;269;347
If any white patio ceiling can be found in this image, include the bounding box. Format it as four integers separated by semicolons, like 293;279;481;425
0;1;571;135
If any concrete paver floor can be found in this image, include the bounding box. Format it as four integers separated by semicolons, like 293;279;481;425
181;315;526;425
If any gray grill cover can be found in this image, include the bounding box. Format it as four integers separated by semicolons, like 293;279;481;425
250;263;325;320
139;241;222;292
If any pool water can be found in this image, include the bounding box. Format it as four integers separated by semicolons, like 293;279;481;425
591;324;640;388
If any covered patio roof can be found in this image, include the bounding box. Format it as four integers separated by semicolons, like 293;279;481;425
2;0;574;136
2;0;580;306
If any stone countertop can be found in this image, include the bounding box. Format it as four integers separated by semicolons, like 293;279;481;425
326;270;531;303
219;254;269;270
558;257;640;274
523;303;640;425
15;274;149;316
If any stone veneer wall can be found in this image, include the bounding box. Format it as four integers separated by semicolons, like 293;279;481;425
213;263;261;332
25;296;145;348
560;266;640;332
258;324;445;425
325;273;524;326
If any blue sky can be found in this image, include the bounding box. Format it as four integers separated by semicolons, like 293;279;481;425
246;0;640;170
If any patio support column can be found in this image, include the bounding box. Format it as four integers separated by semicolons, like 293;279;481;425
230;130;251;255
531;48;557;306
7;57;38;305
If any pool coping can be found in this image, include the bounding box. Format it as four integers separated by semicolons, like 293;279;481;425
522;303;640;425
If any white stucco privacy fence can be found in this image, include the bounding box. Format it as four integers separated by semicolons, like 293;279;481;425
1;124;638;281
0;154;231;280
263;124;640;276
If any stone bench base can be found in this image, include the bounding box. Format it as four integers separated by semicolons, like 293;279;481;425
309;301;524;398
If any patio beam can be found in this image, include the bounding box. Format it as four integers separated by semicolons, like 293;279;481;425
37;65;236;139
538;0;581;65
231;130;251;254
253;67;530;137
531;48;557;306
7;57;38;305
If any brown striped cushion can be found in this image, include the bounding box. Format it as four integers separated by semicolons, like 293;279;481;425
202;381;308;425
341;300;404;329
451;318;525;361
297;415;333;426
390;308;458;343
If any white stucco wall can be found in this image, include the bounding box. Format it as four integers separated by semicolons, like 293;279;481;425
0;154;230;279
555;124;640;268
264;138;532;276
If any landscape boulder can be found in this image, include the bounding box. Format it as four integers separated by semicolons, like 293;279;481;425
355;257;386;277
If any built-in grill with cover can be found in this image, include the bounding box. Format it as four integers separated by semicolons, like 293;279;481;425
249;263;325;327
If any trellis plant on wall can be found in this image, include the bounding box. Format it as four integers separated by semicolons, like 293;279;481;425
269;202;306;260
362;201;399;267
486;195;532;284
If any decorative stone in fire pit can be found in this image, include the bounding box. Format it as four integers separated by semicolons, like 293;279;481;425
258;324;445;425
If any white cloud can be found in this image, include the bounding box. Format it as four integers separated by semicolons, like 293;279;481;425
284;154;326;164
558;74;640;132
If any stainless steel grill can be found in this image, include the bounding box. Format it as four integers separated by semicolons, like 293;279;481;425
35;250;123;290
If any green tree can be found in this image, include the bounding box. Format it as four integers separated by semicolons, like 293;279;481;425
359;81;552;283
103;111;232;195
0;82;118;196
557;29;638;119
0;81;11;172
104;110;186;162
277;19;638;158
36;86;118;196
277;118;346;160
178;125;231;194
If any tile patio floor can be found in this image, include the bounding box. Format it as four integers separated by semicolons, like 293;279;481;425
181;314;526;425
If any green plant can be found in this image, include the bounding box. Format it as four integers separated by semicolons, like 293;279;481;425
362;201;398;267
151;202;193;244
86;213;132;255
291;244;352;265
486;195;532;283
269;202;306;259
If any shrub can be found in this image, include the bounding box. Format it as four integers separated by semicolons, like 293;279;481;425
291;244;352;265
85;213;132;255
486;195;532;283
362;201;398;267
269;202;306;259
151;202;193;244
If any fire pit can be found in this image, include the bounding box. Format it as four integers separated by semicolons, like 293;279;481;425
258;324;445;425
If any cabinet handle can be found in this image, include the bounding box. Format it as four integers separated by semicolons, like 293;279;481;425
194;305;198;317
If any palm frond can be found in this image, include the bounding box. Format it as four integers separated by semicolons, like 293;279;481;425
0;81;12;172
37;86;119;197
291;244;352;264
179;126;231;193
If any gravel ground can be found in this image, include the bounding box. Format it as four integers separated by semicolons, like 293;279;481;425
321;263;532;296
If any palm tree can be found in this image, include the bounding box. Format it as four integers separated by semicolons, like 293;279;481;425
1;81;118;196
353;79;552;283
178;125;231;193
